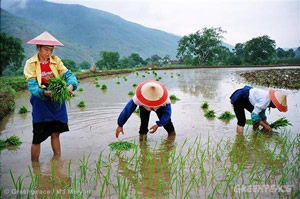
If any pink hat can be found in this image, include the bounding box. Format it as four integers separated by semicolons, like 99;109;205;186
269;89;287;112
136;80;168;107
27;31;64;46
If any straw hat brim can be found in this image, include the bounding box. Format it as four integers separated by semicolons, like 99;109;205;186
269;89;287;112
136;80;168;107
26;31;64;46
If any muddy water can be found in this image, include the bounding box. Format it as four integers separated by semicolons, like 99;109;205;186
0;67;299;197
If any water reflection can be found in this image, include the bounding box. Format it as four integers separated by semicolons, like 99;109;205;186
117;136;175;198
31;156;71;198
229;133;287;168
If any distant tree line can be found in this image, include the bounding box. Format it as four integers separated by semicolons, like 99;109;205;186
0;29;299;76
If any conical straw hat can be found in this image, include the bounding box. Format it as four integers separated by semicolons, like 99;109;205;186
27;31;64;46
136;80;168;107
269;89;287;112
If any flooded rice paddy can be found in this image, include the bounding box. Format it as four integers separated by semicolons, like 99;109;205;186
0;67;299;198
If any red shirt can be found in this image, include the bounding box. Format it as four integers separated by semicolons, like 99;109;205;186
40;61;54;84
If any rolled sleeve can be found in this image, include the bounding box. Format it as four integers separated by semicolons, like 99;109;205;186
62;70;78;91
27;79;45;100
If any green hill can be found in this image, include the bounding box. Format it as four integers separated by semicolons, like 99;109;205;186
0;8;99;64
2;0;181;60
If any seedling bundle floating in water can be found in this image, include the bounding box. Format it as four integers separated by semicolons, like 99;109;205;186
0;135;22;151
109;141;137;151
48;78;70;104
218;111;235;120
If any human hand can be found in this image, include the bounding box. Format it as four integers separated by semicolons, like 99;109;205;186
149;124;159;134
67;85;74;97
116;126;124;138
44;90;52;97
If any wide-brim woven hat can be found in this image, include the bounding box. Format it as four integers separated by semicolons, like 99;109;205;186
27;31;64;46
269;89;287;112
136;80;168;107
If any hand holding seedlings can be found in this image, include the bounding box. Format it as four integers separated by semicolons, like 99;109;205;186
149;124;158;134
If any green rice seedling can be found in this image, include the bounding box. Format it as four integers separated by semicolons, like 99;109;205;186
68;160;72;178
109;141;137;151
18;105;29;114
201;102;209;109
123;77;128;81
136;72;139;76
171;75;174;78
0;139;6;151
218;111;235;120
48;78;70;104
96;150;104;173
116;81;121;84
246;119;253;125
5;135;22;146
51;159;55;182
72;93;76;97
177;73;181;76
134;108;140;114
80;153;90;180
128;91;135;96
204;110;216;118
270;117;292;129
95;83;100;88
169;94;180;101
132;83;137;87
101;84;107;90
78;88;83;92
142;75;145;78
95;77;99;81
9;169;24;199
77;101;86;108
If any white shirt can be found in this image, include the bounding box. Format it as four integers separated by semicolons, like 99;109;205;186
249;88;271;114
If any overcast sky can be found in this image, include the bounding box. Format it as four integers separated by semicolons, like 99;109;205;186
3;0;300;48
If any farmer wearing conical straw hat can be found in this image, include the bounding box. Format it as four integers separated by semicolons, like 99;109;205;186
116;80;176;141
230;85;287;134
24;31;78;161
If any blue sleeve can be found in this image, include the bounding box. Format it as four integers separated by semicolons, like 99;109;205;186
27;79;46;100
251;112;262;123
156;104;172;127
62;70;78;91
259;110;267;121
117;99;137;127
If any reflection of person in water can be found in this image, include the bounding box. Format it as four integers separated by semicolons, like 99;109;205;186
229;133;287;167
117;136;176;197
31;156;71;198
230;86;287;134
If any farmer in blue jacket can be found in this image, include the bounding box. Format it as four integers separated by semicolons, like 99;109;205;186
230;86;287;134
115;80;176;141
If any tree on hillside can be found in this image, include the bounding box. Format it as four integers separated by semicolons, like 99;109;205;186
176;27;226;65
79;60;91;69
96;51;120;70
128;53;145;66
62;59;79;72
243;35;276;65
0;33;25;76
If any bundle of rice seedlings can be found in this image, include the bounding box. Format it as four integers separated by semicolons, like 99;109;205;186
270;117;292;129
169;94;180;101
77;101;86;108
201;102;209;109
109;141;137;151
0;135;22;151
204;110;215;118
218;111;235;120
5;135;22;146
18;105;29;114
48;78;70;104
